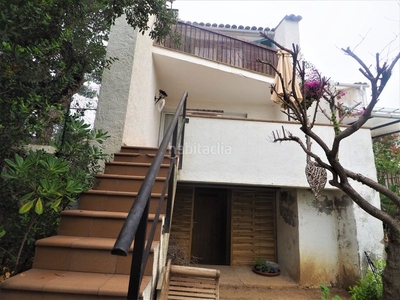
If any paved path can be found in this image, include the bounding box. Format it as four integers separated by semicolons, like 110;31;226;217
201;265;351;299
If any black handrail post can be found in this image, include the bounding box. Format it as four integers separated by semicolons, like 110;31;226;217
127;200;149;300
179;99;188;170
164;121;179;233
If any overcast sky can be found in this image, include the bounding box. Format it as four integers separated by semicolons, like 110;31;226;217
172;0;400;109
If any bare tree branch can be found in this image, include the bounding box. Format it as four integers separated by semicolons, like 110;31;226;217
260;31;293;54
262;27;400;235
352;28;371;53
337;101;362;124
332;51;400;152
342;47;375;80
318;103;332;120
344;169;400;208
330;180;400;232
270;127;333;173
263;27;400;296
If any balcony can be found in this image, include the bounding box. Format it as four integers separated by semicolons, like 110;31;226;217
177;115;377;188
155;21;278;77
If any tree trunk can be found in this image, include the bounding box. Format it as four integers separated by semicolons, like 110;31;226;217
382;213;400;300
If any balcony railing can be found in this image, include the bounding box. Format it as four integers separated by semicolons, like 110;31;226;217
156;22;277;77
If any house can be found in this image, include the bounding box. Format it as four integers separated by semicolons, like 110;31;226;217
0;13;385;299
96;12;384;284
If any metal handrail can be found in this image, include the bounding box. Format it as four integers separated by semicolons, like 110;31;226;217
111;91;189;299
155;21;278;76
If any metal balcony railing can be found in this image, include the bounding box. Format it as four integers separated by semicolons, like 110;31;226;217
155;22;277;76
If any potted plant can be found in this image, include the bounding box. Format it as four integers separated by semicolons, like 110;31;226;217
253;259;280;276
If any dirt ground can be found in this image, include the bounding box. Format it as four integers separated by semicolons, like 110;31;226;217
220;285;351;300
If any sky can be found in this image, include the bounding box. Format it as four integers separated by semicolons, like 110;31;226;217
171;0;400;109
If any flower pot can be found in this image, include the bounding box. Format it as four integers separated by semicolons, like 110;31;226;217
253;267;280;277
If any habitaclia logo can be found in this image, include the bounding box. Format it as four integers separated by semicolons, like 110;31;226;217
175;142;232;155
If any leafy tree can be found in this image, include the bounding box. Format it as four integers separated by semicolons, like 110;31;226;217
258;35;400;299
373;133;400;190
0;0;177;160
373;134;400;230
0;0;176;275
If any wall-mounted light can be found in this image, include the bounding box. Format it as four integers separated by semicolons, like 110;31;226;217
155;89;168;104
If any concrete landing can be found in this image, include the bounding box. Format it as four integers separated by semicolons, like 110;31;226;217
201;265;298;288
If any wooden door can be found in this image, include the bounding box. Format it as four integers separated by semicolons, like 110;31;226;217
191;188;228;265
231;189;276;265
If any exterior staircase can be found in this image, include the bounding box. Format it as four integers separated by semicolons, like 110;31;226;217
0;146;171;300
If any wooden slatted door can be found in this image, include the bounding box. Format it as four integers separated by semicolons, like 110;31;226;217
170;187;194;262
191;188;228;265
231;189;276;265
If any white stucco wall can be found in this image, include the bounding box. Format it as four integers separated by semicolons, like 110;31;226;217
296;189;340;285
273;16;301;49
181;100;282;120
276;189;300;281
94;17;162;155
94;17;138;155
178;116;377;188
335;193;364;286
350;182;385;273
122;25;161;147
277;187;383;287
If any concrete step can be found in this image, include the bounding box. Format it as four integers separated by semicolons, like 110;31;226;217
0;145;167;300
120;146;171;155
78;190;167;214
93;174;166;194
104;161;170;177
113;152;172;164
33;235;157;276
0;269;152;300
58;210;164;240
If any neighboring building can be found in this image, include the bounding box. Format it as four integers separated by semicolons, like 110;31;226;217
95;14;384;288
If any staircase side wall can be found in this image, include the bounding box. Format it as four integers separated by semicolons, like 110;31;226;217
95;16;162;155
94;17;137;155
122;21;161;148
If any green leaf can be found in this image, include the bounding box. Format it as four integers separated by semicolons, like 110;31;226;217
0;227;5;239
15;153;24;167
50;198;62;210
20;192;35;202
39;178;51;190
67;196;78;203
19;200;35;214
35;198;44;215
1;171;18;180
65;179;85;194
4;158;19;169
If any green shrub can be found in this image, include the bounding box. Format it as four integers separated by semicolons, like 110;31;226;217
349;260;385;300
320;284;342;300
0;115;109;274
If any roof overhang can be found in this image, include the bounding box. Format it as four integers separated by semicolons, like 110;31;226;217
152;46;275;107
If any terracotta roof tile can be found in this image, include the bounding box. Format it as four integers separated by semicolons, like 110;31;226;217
179;15;302;32
181;20;276;32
